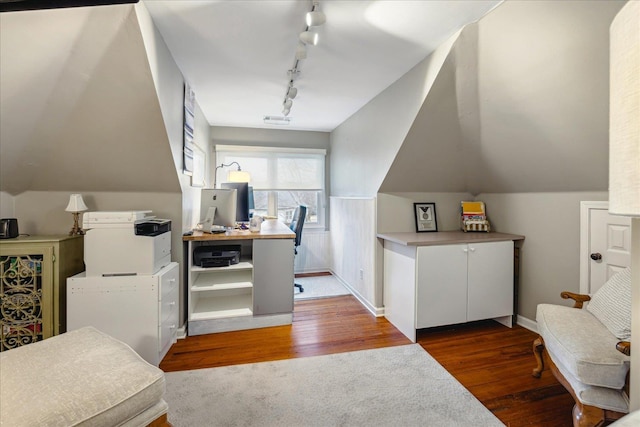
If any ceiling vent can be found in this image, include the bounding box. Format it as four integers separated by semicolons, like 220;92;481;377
263;116;291;125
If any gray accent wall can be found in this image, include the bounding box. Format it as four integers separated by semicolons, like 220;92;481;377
0;3;212;328
330;0;625;322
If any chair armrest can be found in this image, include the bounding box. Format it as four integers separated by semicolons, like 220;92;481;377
616;341;631;356
560;291;591;309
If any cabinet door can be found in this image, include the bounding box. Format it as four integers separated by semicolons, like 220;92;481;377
252;239;294;315
416;244;468;328
0;246;54;350
467;241;514;322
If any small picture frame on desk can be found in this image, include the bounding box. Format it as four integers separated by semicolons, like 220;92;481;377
414;202;438;232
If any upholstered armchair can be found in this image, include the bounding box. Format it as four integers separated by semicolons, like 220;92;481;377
532;268;632;427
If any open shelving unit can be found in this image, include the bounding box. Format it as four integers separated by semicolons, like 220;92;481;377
184;221;296;336
190;257;254;321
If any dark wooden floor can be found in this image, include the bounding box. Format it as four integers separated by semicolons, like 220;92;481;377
160;295;575;426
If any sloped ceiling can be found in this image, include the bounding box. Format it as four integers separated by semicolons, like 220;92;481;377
379;0;625;195
0;4;180;196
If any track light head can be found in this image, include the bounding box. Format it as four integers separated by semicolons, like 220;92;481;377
288;69;300;80
299;31;318;46
295;43;307;60
306;10;326;27
283;98;293;110
287;86;298;99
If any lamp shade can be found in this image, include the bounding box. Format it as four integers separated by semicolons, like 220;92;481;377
65;194;88;212
609;0;640;217
228;170;251;183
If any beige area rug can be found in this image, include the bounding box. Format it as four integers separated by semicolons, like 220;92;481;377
163;344;504;427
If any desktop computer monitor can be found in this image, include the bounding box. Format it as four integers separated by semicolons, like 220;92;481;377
200;188;237;229
221;182;250;222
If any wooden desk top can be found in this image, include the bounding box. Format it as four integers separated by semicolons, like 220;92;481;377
377;230;524;247
183;219;295;242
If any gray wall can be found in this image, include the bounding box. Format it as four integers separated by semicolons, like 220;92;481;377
330;0;624;320
331;31;461;198
0;4;180;196
0;3;213;329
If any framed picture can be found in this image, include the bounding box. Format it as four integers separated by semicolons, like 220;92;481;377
414;202;438;232
183;83;196;176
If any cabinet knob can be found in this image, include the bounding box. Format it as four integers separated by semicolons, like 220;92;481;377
590;253;602;261
169;301;176;306
170;324;176;330
463;248;468;253
469;247;476;252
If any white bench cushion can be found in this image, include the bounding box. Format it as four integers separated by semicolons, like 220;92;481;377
0;327;166;427
536;303;630;389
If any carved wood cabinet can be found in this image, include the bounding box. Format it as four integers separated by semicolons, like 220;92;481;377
0;235;84;351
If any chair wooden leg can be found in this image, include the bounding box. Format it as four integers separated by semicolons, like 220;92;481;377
532;336;545;378
572;402;605;427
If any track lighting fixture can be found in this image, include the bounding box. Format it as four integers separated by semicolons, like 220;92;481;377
295;43;307;60
306;9;326;27
299;30;318;45
287;85;298;99
288;69;300;80
267;1;326;124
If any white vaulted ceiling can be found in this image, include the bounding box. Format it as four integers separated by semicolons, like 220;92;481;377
143;0;502;131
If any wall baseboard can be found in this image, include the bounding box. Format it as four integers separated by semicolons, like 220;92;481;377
331;270;385;317
176;325;187;340
516;315;537;333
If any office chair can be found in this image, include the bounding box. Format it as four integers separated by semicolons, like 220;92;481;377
289;205;307;293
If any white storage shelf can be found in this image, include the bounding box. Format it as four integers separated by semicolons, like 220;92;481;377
191;291;253;320
192;270;253;292
190;260;254;321
190;259;253;273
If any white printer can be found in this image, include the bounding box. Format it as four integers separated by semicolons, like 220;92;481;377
83;211;171;276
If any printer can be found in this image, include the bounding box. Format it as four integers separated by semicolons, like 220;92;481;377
83;211;171;276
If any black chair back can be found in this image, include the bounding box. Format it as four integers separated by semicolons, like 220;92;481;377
289;205;307;249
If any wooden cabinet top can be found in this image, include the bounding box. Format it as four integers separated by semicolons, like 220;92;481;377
377;230;524;247
0;235;83;245
183;220;295;242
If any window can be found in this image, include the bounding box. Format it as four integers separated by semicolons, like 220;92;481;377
215;145;326;228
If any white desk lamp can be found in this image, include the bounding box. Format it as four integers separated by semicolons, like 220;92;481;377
65;194;88;236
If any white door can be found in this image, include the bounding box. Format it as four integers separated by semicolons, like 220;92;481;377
580;201;632;294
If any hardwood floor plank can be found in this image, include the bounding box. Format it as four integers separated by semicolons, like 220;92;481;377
160;296;575;426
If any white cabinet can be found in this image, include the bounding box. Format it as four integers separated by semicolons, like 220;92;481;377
67;262;179;366
416;241;513;329
380;231;523;342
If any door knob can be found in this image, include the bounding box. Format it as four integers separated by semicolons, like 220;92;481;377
590;253;602;261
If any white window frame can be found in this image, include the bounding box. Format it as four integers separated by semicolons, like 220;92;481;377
215;145;327;229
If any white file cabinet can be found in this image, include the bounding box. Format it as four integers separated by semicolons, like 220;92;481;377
67;262;179;366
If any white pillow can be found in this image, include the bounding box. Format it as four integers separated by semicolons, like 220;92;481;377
587;268;632;341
